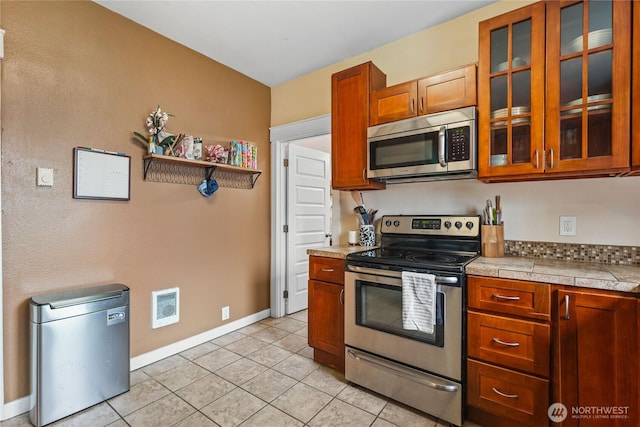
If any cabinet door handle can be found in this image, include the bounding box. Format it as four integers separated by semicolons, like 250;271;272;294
320;268;335;272
410;98;415;115
420;96;424;114
492;293;520;301
339;288;344;305
362;168;366;182
492;337;520;347
534;149;539;169
564;294;570;320
492;387;519;399
549;148;555;169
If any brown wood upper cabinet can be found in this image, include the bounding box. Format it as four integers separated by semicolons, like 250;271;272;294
370;64;477;126
331;62;387;190
478;0;631;182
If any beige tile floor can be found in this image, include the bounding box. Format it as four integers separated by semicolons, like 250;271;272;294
1;310;484;427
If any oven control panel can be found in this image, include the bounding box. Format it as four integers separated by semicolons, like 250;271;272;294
381;215;480;237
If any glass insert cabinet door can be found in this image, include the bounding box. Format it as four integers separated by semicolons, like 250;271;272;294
478;2;545;179
545;0;630;174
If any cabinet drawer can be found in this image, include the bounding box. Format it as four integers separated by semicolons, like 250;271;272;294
468;311;550;377
468;276;550;321
467;359;549;427
309;256;345;284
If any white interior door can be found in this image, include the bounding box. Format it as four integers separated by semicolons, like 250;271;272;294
286;144;331;314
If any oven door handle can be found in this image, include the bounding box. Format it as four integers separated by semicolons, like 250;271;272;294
348;265;458;285
435;276;458;284
347;349;459;393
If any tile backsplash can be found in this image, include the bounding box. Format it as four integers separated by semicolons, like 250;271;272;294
505;241;640;266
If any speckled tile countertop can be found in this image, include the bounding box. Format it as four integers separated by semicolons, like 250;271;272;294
308;246;640;294
307;245;377;260
467;256;640;294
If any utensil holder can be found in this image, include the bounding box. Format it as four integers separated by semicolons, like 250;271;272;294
359;225;375;246
481;225;504;257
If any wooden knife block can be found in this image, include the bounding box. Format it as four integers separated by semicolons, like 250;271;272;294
481;225;504;257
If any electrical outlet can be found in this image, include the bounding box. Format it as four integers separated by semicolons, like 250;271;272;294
222;306;230;321
560;216;577;236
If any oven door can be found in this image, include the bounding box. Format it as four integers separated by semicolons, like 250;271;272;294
344;268;462;381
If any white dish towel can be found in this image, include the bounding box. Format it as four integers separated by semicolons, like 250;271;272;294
401;271;436;334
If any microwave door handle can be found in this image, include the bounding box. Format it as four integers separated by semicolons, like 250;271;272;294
438;126;447;167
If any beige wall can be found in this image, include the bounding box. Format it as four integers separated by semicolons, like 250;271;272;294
272;0;640;248
271;0;537;127
2;1;271;400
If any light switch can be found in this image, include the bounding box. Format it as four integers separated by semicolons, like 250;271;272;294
36;167;53;187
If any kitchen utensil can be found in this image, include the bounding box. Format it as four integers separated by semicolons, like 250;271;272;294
490;154;507;166
491;106;530;119
351;191;362;206
496;57;527;72
562;94;612;115
491;117;531;127
567;28;612;54
484;200;493;225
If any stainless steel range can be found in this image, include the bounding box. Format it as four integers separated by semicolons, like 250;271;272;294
344;215;481;427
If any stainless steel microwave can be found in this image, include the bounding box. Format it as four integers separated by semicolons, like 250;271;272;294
367;106;476;182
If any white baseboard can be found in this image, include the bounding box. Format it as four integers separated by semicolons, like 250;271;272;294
3;395;30;421
130;308;271;370
2;308;271;421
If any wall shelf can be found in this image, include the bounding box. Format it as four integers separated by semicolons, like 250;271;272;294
143;154;261;189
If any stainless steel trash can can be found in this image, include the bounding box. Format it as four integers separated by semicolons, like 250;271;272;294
29;284;130;427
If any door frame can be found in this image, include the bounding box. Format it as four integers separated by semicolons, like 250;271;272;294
269;114;330;318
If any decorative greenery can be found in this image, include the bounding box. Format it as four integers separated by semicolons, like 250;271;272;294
133;105;175;147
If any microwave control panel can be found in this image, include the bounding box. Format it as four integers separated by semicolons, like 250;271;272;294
447;126;470;161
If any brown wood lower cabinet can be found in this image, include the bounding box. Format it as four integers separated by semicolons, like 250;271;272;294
467;311;550;377
468;276;640;427
308;256;345;372
467;275;551;427
552;287;638;427
467;359;549;427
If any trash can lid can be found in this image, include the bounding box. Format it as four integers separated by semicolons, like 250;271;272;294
30;283;129;308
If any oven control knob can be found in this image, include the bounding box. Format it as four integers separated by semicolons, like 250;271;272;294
444;220;452;229
455;221;463;229
466;221;474;230
385;220;392;227
393;220;401;227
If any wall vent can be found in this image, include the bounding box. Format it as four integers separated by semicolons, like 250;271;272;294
151;287;179;329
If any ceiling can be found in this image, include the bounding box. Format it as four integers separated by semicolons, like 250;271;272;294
95;0;496;87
